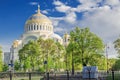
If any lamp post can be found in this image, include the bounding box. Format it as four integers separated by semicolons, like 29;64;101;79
65;44;68;71
106;44;109;73
71;50;74;75
9;43;17;80
64;33;69;71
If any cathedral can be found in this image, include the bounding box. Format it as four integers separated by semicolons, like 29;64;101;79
4;5;70;65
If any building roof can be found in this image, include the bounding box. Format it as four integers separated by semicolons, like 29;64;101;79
25;5;52;24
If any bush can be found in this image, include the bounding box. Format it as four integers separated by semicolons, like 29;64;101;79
37;67;45;72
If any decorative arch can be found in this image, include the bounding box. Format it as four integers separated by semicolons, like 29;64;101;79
23;36;37;44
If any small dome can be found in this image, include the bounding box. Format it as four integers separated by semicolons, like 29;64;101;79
50;33;62;40
50;33;63;44
63;33;70;38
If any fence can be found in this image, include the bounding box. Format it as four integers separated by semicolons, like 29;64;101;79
0;71;119;80
0;72;44;80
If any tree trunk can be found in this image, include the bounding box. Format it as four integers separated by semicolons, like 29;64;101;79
72;51;74;75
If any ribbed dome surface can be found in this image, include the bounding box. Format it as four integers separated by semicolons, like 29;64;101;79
25;13;52;24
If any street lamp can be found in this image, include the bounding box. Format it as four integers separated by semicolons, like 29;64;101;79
105;44;109;73
64;33;69;71
71;49;74;75
9;41;18;80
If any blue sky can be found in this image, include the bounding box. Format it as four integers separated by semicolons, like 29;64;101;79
1;0;120;58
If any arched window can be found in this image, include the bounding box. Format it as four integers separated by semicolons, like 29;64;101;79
43;25;45;30
29;25;31;31
51;27;53;31
48;26;49;31
46;26;48;31
37;25;39;30
46;26;47;30
42;25;44;30
31;25;33;30
40;25;41;30
50;27;52;31
29;25;30;31
34;25;36;30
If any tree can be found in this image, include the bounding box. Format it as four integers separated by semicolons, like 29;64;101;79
18;38;65;72
66;38;77;75
19;40;41;72
42;39;58;72
68;27;104;67
14;60;20;71
3;64;9;72
37;38;65;72
0;46;3;71
54;42;65;71
112;59;120;70
114;38;120;57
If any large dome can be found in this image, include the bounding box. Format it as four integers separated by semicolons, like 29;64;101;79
25;11;52;24
24;5;53;33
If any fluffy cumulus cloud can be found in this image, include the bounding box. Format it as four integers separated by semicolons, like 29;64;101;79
107;42;118;58
64;11;76;23
76;0;102;12
53;0;71;12
104;0;120;6
51;0;120;58
49;17;63;26
52;0;120;41
79;5;120;41
52;0;77;23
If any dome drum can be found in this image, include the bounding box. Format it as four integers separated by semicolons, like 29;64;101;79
25;23;53;32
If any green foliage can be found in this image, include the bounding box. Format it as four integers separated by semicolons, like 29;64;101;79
107;73;120;80
0;47;3;71
14;60;21;71
67;27;104;67
37;67;45;72
18;38;65;72
19;40;41;72
2;64;9;72
114;38;120;57
112;59;120;70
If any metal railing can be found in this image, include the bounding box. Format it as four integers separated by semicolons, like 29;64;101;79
0;71;120;80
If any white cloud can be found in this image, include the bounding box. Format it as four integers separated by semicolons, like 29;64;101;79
49;17;63;26
104;42;118;58
53;0;63;6
42;10;48;14
55;5;71;12
64;11;76;23
52;0;120;41
76;0;102;12
52;0;77;24
104;0;120;6
29;2;38;6
53;0;71;13
78;0;102;4
54;27;65;32
78;5;120;42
